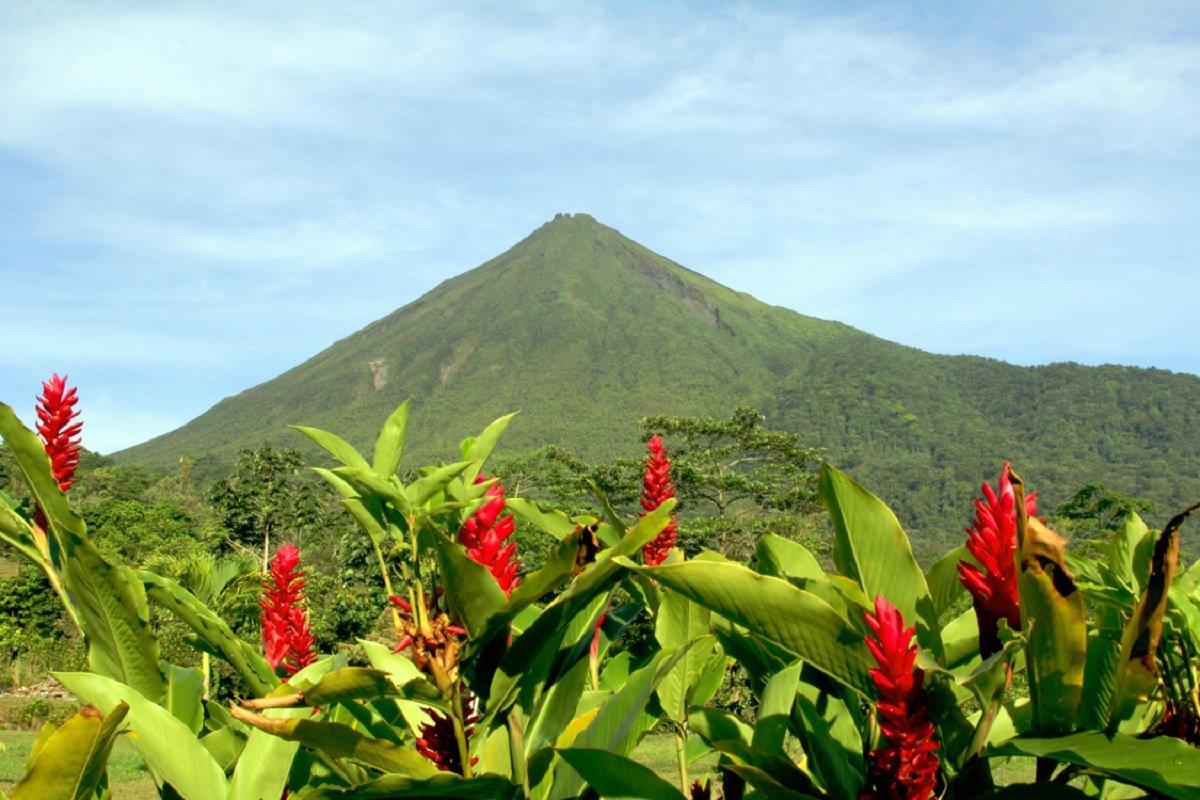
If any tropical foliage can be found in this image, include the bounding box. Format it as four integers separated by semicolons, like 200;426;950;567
1;376;1199;799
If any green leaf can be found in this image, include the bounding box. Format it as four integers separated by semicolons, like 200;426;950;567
54;672;228;800
11;702;129;800
409;460;474;507
755;534;824;581
232;708;438;777
820;463;941;657
228;712;303;800
552;641;702;799
624;559;873;694
990;732;1200;799
505;498;581;540
331;466;412;515
460;413;516;484
166;665;204;734
793;681;864;798
752;661;801;754
308;773;521;799
313;468;390;546
421;527;508;637
926;544;970;617
293;425;372;472
655;589;715;724
556;748;686;800
61;531;165;703
140;570;278;697
372;399;411;477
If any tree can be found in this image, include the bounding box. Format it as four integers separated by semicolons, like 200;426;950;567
207;445;323;568
1056;481;1155;532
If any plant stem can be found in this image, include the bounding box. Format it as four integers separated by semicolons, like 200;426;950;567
675;724;690;794
451;683;473;778
373;540;402;633
508;712;529;794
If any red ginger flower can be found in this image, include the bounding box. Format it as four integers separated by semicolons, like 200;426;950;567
36;374;82;492
260;543;317;678
640;435;678;566
416;694;479;774
957;462;1037;657
860;596;940;800
458;475;520;597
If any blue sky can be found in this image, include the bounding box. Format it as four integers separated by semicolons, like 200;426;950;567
2;1;1198;453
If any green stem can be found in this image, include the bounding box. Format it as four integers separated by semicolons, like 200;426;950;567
675;724;690;794
373;540;402;633
451;683;473;778
508;712;529;794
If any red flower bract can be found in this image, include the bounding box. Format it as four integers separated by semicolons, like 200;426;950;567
458;475;520;597
956;462;1037;657
416;694;479;774
260;543;316;678
859;596;940;800
35;374;82;493
640;435;678;566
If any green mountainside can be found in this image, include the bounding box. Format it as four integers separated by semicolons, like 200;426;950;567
115;213;1200;547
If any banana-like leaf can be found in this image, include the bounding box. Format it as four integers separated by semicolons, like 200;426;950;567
926;544;971;617
1106;502;1197;731
55;672;227;800
228;710;303;800
990;732;1200;799
62;530;165;703
293;425;372;471
752;661;801;755
245;666;446;712
551;641;701;800
655;589;716;725
793;680;864;798
0;403;85;540
140;570;278;697
505;498;581;540
231;707;438;777
623;559;873;694
166;664;204;734
409;460;474;507
1013;474;1086;735
313;467;390;546
707;739;822;799
755;534;824;582
10;703;128;800
556;748;685;800
331;466;412;515
979;786;1090;799
372;399;411;477
421;527;508;637
820;463;942;658
459;412;516;485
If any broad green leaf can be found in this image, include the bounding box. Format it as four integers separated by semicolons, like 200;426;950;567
624;559;872;694
11;703;128;800
308;773;521;799
232;708;438;777
422;527;508;637
552;642;701;799
688;707;753;748
556;748;685;800
253;666;444;710
372;399;410;477
293;425;372;471
201;726;246;771
54;672;227;800
793;681;864;798
62;531;165;703
140;570;278;697
708;740;821;799
926;544;970;617
820;463;940;656
655;589;715;724
753;661;801;754
460;413;516;484
990;732;1200;799
229;712;303;800
1014;475;1087;735
505;498;581;540
1109;513;1150;591
409;460;473;507
313;468;390;546
527;654;590;755
331;466;412;514
166;664;204;734
755;534;823;581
